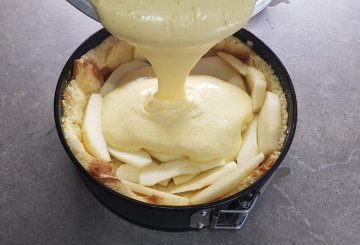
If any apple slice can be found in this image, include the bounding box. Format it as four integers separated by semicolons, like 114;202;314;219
217;51;249;76
173;174;197;185
169;161;238;194
108;147;153;169
148;150;185;162
258;92;281;155
139;159;225;186
236;117;258;165
99;60;149;96
189;153;264;204
82;93;110;161
121;180;189;205
246;67;267;113
116;164;140;183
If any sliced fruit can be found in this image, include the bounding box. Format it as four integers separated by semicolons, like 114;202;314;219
148;150;185;162
258;92;281;155
246;67;267;113
133;47;148;61
177;190;201;200
121;180;189;205
225;154;278;199
217;51;249;76
119;66;155;85
236;117;258;165
158;179;171;187
99;60;149;96
191;56;238;80
228;74;247;92
173;174;197;185
116;164;140;183
116;162;158;184
189;153;265;204
108;147;152;169
139;159;225;186
82;93;110;161
191;56;247;91
169;161;238;194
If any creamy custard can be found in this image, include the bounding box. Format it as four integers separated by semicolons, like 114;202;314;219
102;76;253;162
91;0;257;161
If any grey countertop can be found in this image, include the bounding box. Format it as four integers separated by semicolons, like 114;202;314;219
1;0;359;244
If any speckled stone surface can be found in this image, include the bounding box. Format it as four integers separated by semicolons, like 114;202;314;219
0;0;359;244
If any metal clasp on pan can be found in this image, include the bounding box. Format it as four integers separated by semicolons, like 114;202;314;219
209;192;260;230
189;166;290;230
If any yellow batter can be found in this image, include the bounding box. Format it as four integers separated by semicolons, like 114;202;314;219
92;0;257;161
102;76;253;162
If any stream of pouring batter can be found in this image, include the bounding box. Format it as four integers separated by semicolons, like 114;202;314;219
91;0;257;161
92;0;255;99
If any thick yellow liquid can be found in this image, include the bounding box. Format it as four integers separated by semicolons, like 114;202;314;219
92;0;256;161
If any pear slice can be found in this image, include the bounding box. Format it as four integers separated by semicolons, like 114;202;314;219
228;74;247;92
99;60;149;96
246;67;267;113
191;56;238;80
148;151;185;162
189;153;264;204
116;163;160;184
158;179;171;187
108;147;152;169
116;164;140;183
169;161;238;194
236;117;258;165
119;66;155;85
258;92;281;155
139;159;225;186
133;47;148;61
82;93;110;161
191;56;246;91
173;174;197;185
121;180;189;205
177;190;201;200
217;51;249;76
